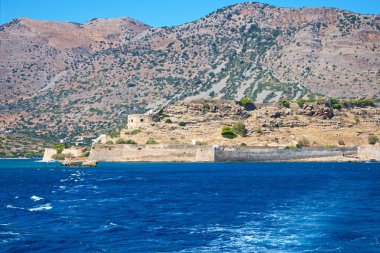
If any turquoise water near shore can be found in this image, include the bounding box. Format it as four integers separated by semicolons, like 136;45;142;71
1;159;380;252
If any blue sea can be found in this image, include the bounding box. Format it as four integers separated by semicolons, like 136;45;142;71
0;160;380;252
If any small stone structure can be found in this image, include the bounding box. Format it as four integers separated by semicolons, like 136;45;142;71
92;134;112;144
127;114;154;129
358;144;380;161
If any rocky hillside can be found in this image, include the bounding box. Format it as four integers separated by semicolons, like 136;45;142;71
117;98;380;149
0;2;379;150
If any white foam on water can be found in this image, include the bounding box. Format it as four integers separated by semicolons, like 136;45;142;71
0;231;20;236
97;176;124;181
28;203;52;212
179;205;323;253
31;195;44;201
57;198;87;203
6;205;25;210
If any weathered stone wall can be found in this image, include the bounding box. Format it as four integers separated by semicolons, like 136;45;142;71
89;144;215;162
215;147;357;162
358;144;380;161
93;134;112;144
42;148;57;162
42;148;85;162
88;144;358;162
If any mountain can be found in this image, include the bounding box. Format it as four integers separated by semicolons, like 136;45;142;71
0;2;379;152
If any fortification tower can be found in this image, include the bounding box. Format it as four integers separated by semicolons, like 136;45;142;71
127;114;154;129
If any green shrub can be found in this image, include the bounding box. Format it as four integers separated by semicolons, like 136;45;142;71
125;139;137;144
329;98;342;109
178;122;186;126
368;134;379;145
146;138;158;144
285;145;297;149
110;130;120;138
165;119;173;123
203;103;210;110
52;153;72;160
130;129;141;135
240;143;247;147
345;98;374;108
239;98;253;105
221;126;237;139
255;127;262;134
195;140;207;145
279;98;291;108
116;138;136;144
232;121;247;137
354;115;360;124
105;140;114;145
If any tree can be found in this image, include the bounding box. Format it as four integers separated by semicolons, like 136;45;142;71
296;137;310;148
52;143;66;154
368;134;379;145
232;122;247;137
221;126;237;139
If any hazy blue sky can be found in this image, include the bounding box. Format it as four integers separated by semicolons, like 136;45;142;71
1;0;379;26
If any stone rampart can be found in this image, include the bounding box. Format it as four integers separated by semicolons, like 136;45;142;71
215;147;357;162
42;147;85;162
89;144;215;162
88;144;358;162
358;144;380;161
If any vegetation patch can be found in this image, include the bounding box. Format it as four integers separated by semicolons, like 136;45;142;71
221;126;237;139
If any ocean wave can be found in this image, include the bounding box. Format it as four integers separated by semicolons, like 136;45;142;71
29;203;52;212
6;205;25;210
97;176;124;181
0;231;20;236
31;195;44;201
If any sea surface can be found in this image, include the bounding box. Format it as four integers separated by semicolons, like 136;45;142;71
0;159;380;252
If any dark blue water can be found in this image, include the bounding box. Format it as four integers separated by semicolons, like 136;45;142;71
1;160;380;252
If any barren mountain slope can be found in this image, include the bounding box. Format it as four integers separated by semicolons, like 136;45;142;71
0;17;150;102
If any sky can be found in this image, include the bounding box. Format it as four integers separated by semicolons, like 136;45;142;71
1;0;379;26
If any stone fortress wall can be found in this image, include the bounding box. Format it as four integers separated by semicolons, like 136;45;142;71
358;144;380;161
42;147;85;162
215;147;357;162
89;144;215;162
89;145;359;162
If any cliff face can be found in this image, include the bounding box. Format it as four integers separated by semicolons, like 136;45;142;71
0;3;379;146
